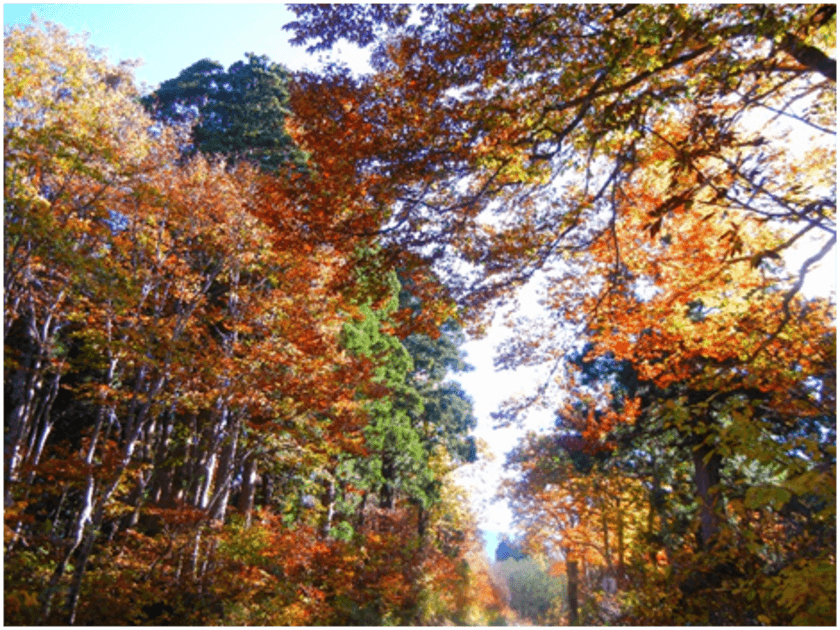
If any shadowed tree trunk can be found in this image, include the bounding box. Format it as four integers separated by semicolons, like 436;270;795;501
567;556;579;625
379;455;395;509
692;435;722;548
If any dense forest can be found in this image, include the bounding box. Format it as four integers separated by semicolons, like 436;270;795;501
4;4;836;626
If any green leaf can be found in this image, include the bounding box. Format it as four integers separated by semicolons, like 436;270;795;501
744;485;791;510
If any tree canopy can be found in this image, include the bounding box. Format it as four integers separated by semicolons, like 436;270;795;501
282;3;835;625
4;17;500;625
284;4;834;318
4;5;836;626
142;53;307;173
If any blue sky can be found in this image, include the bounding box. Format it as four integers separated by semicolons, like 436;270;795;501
3;3;329;89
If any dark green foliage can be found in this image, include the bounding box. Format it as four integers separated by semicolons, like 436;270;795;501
398;276;478;465
143;53;306;172
404;329;477;465
335;270;478;525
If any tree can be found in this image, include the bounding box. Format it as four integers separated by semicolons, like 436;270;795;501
5;16;150;496
491;543;564;624
494;537;525;563
143;51;485;623
324;269;474;524
502;426;651;625
500;142;835;622
281;6;837;623
143;53;306;173
284;4;834;316
339;273;431;515
402;317;478;466
4;19;372;624
282;9;834;621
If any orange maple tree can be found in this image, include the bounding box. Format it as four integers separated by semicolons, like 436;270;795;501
500;119;834;623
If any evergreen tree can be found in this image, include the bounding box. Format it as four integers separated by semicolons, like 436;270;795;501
340;272;432;512
143;53;306;172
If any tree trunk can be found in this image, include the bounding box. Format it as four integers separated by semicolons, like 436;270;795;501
209;415;239;522
198;450;217;509
379;455;395;509
321;476;336;537
357;491;368;529
64;525;97;624
616;501;626;588
7;348;45;486
416;501;426;537
261;472;275;506
149;412;177;507
567;557;579;625
692;439;722;548
601;509;612;575
238;455;258;528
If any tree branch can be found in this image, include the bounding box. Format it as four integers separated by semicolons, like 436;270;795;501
748;233;837;363
779;33;836;82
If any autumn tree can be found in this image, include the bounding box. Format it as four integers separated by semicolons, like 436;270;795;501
282;4;835;625
500;135;835;622
4;19;367;624
284;4;834;319
5;17;497;626
492;551;565;624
